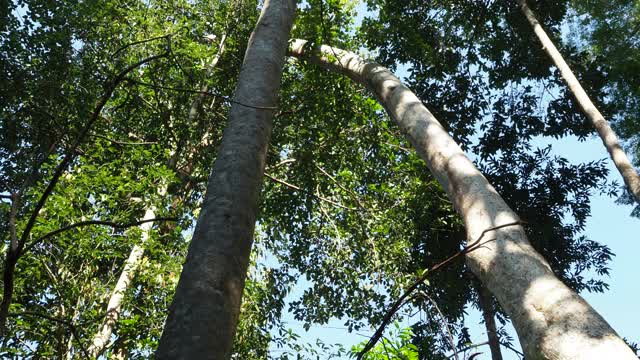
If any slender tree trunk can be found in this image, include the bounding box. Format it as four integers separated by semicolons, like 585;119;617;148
477;284;503;360
156;1;295;359
87;207;156;358
518;0;640;203
288;40;636;360
86;33;230;357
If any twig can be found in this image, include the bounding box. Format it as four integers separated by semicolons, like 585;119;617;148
264;173;356;211
314;163;367;210
23;217;177;255
269;158;297;169
356;221;527;360
90;134;157;146
422;291;458;360
111;34;171;58
9;311;91;359
500;341;524;358
127;79;278;110
447;342;489;358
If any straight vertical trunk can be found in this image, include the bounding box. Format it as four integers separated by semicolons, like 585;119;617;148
518;0;640;203
477;284;503;360
156;1;296;359
288;40;636;360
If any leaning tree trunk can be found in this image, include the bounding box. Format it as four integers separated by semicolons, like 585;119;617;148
288;39;636;360
518;0;640;203
87;34;230;358
87;207;156;357
156;1;296;359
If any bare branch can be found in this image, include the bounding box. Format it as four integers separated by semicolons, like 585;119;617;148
264;173;356;211
23;217;178;255
356;221;527;360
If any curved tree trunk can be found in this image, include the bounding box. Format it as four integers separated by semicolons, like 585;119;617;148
518;0;640;203
156;1;296;359
288;39;636;360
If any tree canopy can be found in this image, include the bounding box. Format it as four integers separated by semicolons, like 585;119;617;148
1;0;638;359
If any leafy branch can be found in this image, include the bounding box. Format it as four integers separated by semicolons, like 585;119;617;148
0;38;171;336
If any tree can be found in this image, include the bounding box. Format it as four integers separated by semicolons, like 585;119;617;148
289;38;636;360
2;1;638;359
156;0;296;358
518;0;640;203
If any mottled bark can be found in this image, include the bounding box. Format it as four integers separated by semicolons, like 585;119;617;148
518;0;640;203
477;284;503;360
156;1;295;359
87;207;156;358
288;39;636;360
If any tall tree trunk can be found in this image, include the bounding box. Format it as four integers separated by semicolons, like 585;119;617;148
156;1;295;359
518;0;640;203
288;40;636;360
87;207;156;357
477;284;503;360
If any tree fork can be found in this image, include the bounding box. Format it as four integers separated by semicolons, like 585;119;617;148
288;39;636;360
518;0;640;203
156;1;296;358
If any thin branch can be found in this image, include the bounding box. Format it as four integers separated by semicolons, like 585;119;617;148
269;158;297;169
19;43;171;256
127;79;278;110
314;163;367;210
264;173;356;211
422;291;458;360
500;341;524;358
448;342;489;359
111;34;171;58
356;221;527;360
23;217;178;255
90;134;157;146
9;311;90;359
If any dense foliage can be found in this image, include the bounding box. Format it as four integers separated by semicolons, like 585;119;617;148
1;0;638;359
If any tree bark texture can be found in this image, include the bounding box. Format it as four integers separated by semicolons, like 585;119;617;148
156;1;296;359
288;39;636;360
519;0;640;203
87;207;156;358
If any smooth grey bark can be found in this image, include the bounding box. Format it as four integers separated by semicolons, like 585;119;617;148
156;1;296;359
477;284;503;360
288;39;636;360
518;0;640;203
